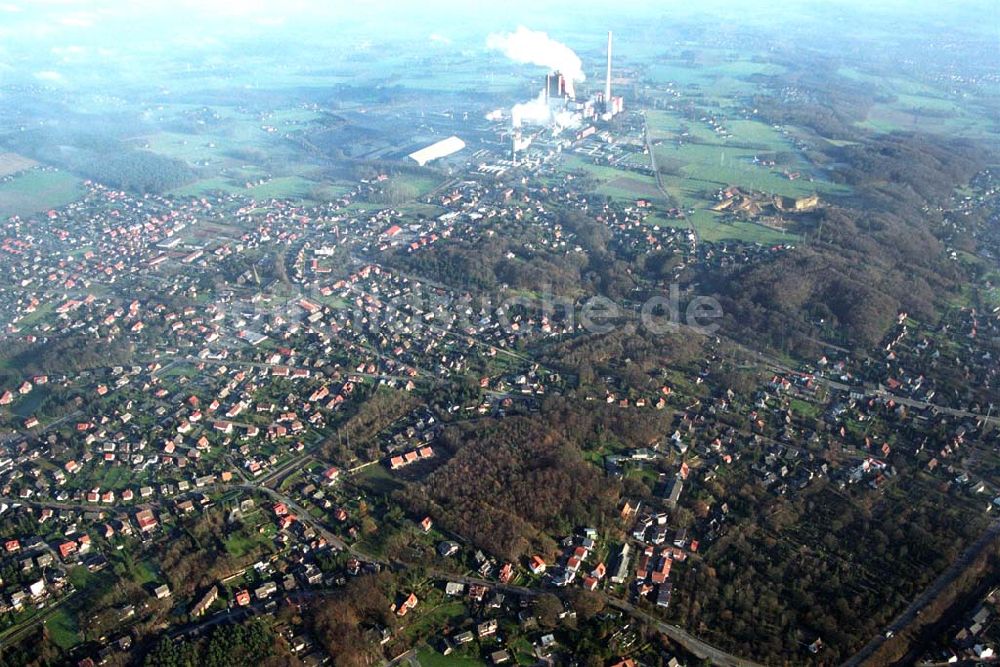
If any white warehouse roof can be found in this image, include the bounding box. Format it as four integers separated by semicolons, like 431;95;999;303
408;135;465;166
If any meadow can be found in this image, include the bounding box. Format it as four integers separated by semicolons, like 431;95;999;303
0;169;85;219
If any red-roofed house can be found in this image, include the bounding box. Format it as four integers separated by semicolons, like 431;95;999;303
395;592;418;616
135;509;158;533
58;541;77;559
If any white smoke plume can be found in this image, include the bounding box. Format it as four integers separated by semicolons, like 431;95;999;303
510;90;550;128
511;89;581;132
487;26;584;98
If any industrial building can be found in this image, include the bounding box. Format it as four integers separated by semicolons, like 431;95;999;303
408;135;466;166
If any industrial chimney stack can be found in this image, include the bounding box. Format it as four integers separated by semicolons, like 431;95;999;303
605;31;613;113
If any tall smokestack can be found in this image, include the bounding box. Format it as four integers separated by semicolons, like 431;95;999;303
605;31;612;112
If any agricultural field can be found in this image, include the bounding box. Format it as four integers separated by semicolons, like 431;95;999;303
679;210;795;245
642;106;854;242
0;153;38;177
837;67;998;140
171;174;326;201
559;154;665;205
857;103;998;140
644;60;766;99
132;104;347;203
0;169;85;219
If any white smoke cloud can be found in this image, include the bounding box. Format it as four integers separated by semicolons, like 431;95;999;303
511;90;550;128
34;70;65;83
487;25;584;97
511;89;581;132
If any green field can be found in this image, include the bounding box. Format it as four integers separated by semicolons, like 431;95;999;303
171;174;348;203
644;59;768;98
415;647;487;667
560;154;664;205
224;523;274;558
647;109;850;204
640;105;856;242
0;170;85;218
857;103;997;139
686;212;795;245
836;67;997;140
394;172;447;199
403;600;468;641
44;605;80;649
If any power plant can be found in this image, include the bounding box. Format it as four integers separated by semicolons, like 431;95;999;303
508;30;624;163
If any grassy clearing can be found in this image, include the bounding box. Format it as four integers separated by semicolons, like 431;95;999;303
642;109;849;243
857;94;996;140
415;647;487;666
394;172;446;199
983;286;1000;308
266;108;324;125
132;559;161;586
0;170;85;218
403;600;467;641
355;463;405;496
44;605;80;649
224;530;270;559
790;398;821;419
596;176;662;202
894;93;961;113
725;120;792;149
655;142;827;199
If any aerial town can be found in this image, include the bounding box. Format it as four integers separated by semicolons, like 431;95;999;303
0;3;998;667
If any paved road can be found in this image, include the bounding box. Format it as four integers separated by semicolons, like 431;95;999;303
642;111;696;245
419;570;761;667
841;518;1000;667
608;597;763;667
0;495;123;513
238;484;359;556
725;335;1000;427
192;354;420;384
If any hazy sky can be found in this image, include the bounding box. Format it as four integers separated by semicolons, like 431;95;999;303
0;0;995;88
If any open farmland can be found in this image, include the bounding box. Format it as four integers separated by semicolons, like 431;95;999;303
0;153;38;177
0;169;85;218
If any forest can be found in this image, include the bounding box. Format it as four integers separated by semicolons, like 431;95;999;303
395;207;643;300
710;131;988;354
309;572;396;667
0;333;135;381
666;473;988;664
142;618;285;667
1;120;194;194
400;412;620;561
83;150;193;194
